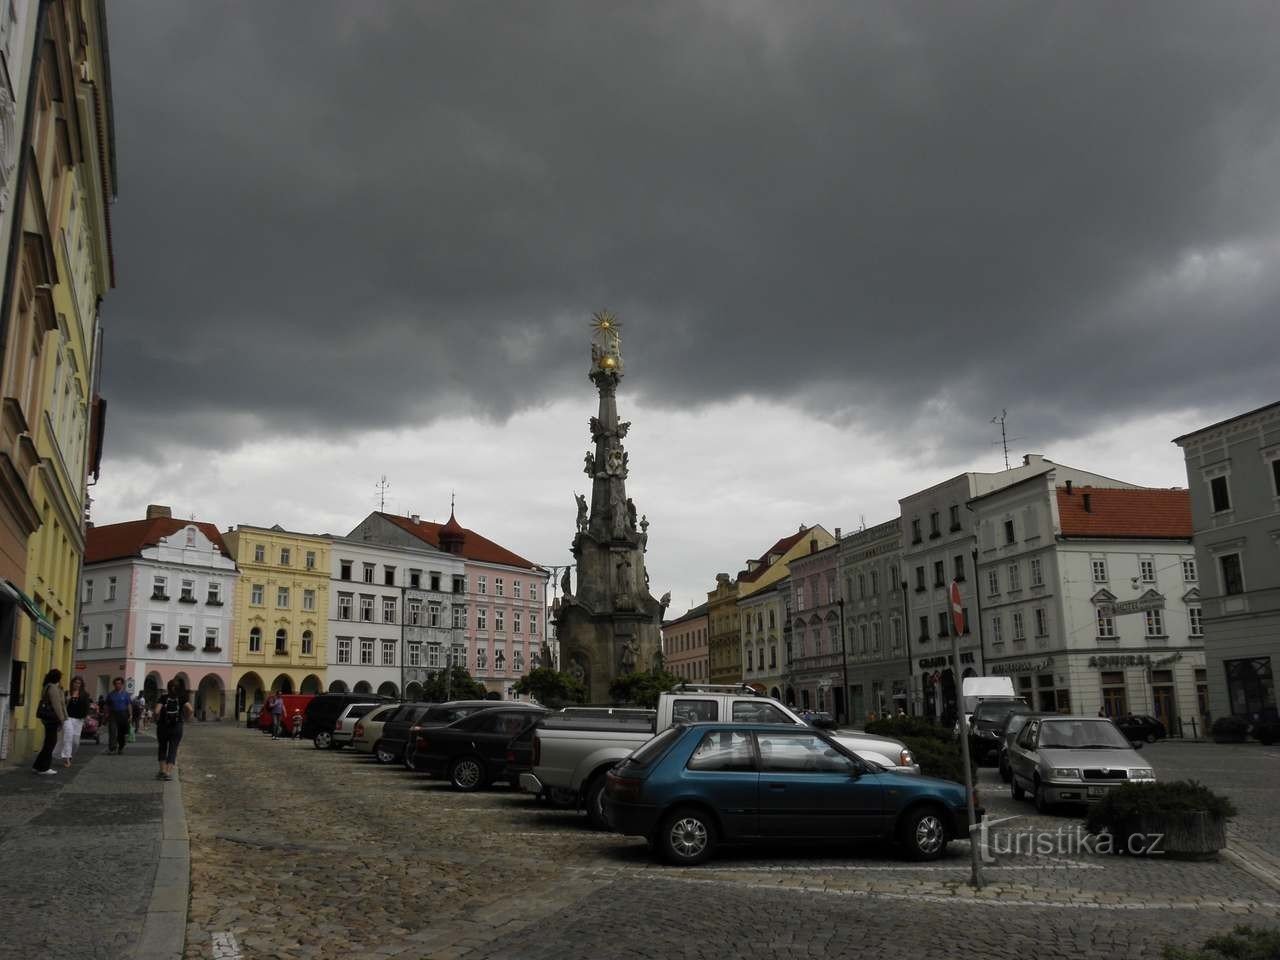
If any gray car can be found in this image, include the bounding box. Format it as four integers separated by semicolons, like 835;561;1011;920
1008;716;1155;813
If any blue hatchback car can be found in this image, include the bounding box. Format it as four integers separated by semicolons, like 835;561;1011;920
604;723;976;865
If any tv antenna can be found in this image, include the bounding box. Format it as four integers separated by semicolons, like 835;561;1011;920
990;410;1022;470
375;475;391;511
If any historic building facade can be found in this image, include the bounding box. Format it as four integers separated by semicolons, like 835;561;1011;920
0;1;113;760
706;573;740;685
77;508;237;718
224;525;331;712
325;535;463;699
783;537;843;716
1175;401;1280;723
351;510;549;698
972;472;1203;732
661;602;708;682
840;519;910;719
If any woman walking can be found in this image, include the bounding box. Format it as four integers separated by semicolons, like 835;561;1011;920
32;668;66;775
54;675;91;767
154;679;193;781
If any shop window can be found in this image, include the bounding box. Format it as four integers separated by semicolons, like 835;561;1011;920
1224;657;1276;720
1100;671;1127;717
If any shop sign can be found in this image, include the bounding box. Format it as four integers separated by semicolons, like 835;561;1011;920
1098;594;1165;617
918;652;975;669
990;657;1054;676
1088;654;1155;669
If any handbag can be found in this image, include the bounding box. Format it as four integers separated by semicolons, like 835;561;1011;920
36;697;57;723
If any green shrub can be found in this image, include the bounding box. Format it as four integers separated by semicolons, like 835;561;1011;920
866;716;953;743
1164;925;1280;960
1085;780;1237;835
900;735;975;783
1212;716;1250;741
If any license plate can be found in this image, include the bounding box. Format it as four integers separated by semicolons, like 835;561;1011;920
1087;785;1107;798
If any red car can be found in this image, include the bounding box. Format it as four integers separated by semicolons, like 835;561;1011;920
256;694;315;735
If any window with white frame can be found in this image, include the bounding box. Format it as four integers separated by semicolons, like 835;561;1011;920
359;596;374;622
337;638;352;663
531;649;541;669
280;547;291;566
177;625;192;648
251;583;264;605
477;608;487;630
872;621;882;652
249;627;262;652
254;544;265;563
1091;559;1108;583
1030;557;1043;587
425;644;438;668
383;597;397;623
382;641;395;666
530;616;538;636
204;627;219;650
987;569;999;596
495;648;506;670
1140;559;1155;583
1145;608;1165;637
185;527;197;547
301;631;314;655
363;563;375;584
338;593;352;619
1189;606;1203;637
1008;563;1021;591
476;647;488;671
514;649;524;672
891;618;902;650
149;623;164;646
208;581;221;604
359;639;374;665
1220;554;1244;596
340;561;352;581
275;629;288;653
408;598;422;625
305;551;316;570
991;615;1003;644
409;569;421;589
303;589;316;612
478;576;487;595
408;643;422;667
530;582;538;602
1210;475;1231;513
453;605;465;629
1034;607;1048;637
513;611;522;634
153;575;168;599
429;571;441;591
79;624;88;648
1012;611;1025;640
104;622;114;647
83;579;93;603
277;586;290;608
495;577;505;597
1097;607;1116;638
385;566;396;586
495;608;505;632
107;576;117;600
859;623;868;653
1182;558;1197;582
513;580;522;599
429;602;441;628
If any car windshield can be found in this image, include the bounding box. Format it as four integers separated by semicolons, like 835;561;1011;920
1039;720;1131;750
1003;713;1032;736
975;700;1027;722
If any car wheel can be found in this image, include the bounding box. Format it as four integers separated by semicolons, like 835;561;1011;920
374;742;396;765
449;755;486;792
1011;777;1025;801
313;731;332;750
584;775;608;829
657;807;717;866
900;805;949;861
1034;777;1052;815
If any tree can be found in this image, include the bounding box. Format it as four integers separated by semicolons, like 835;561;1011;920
608;670;683;709
511;668;587;708
419;665;487;702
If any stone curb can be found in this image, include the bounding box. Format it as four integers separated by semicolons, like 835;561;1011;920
136;768;189;960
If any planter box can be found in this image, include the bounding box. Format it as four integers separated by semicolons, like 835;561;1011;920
1110;811;1227;859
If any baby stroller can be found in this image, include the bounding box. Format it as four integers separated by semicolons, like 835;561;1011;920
82;707;101;744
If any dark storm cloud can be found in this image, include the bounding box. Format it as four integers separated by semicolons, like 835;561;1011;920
104;1;1280;458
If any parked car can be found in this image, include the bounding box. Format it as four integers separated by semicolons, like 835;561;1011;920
378;702;447;765
350;703;404;757
303;693;392;748
330;702;382;750
1007;716;1155;813
410;704;548;790
969;699;1034;764
255;694;315;736
997;711;1054;782
245;703;264;729
401;701;502;770
603;723;977;865
1114;714;1167;743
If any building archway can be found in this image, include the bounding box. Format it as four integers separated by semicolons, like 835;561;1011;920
173;672;191;696
940;670;957;723
272;674;294;694
405;682;422;700
237;672;265;718
785;686;796;706
195;674;225;720
144;672;162;705
377;681;399;698
770;686;781;701
353;681;372;694
300;674;322;694
328;679;348;693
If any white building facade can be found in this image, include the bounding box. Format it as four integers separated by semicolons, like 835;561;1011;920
78;512;239;717
972;471;1205;734
326;537;464;698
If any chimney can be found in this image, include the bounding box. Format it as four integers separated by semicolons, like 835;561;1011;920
146;505;172;520
1023;454;1044;466
716;572;730;584
835;527;841;540
411;514;420;524
1082;493;1092;513
1065;480;1073;494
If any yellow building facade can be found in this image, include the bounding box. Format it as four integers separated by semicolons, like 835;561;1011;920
3;1;114;760
224;526;330;712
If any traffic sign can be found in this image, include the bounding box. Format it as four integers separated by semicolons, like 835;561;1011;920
950;580;965;636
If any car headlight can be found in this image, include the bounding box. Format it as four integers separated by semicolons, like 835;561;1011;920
1050;767;1081;779
899;749;914;767
1129;768;1155;780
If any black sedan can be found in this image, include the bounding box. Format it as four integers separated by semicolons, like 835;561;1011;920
373;702;437;764
395;700;497;769
411;705;547;791
1114;714;1167;743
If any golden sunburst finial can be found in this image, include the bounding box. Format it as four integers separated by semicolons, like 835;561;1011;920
590;310;622;342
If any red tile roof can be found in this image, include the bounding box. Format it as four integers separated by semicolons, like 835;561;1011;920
377;512;540;570
86;517;232;565
1056;487;1192;540
738;529;810;583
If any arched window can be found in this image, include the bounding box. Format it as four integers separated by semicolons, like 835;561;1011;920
275;629;288;654
248;627;262;653
301;630;314;655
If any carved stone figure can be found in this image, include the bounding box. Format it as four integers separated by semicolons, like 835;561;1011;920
605;445;625;476
589;416;603;440
568;654;587;684
574;493;588;533
659;591;671;611
626;498;637;531
639;515;649;534
617;420;631;438
619;638;638;674
583;451;596;477
615;553;633;595
610;486;628;537
561;566;572;597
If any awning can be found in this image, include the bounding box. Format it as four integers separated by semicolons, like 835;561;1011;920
1;579;56;639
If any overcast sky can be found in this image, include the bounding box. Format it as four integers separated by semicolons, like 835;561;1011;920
95;1;1280;614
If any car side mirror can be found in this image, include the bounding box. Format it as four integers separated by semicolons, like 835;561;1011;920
810;717;836;730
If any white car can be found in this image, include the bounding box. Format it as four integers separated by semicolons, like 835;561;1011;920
350;703;401;757
332;702;380;750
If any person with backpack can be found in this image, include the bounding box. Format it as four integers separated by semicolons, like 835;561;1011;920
154;679;193;781
32;668;67;775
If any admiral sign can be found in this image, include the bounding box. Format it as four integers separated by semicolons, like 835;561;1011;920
1097;594;1165;617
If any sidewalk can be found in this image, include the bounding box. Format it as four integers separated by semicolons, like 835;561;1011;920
0;728;189;960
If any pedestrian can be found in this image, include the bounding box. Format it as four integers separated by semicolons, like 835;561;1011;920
896;707;906;719
55;675;91;768
131;693;145;736
154;679;193;781
291;708;303;739
32;668;67;775
105;676;132;754
269;692;286;740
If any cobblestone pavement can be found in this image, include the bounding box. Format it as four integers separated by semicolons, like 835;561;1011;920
180;725;1280;960
0;733;165;960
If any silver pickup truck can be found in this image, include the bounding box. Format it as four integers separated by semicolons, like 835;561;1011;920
520;685;918;827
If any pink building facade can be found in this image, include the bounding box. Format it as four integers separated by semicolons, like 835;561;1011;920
662;603;709;681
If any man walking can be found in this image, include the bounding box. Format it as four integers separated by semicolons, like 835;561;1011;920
106;677;132;754
269;692;285;740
